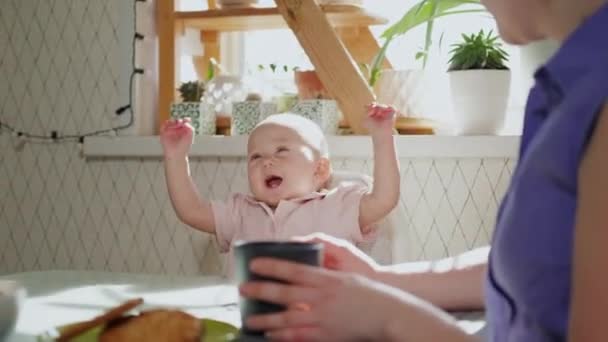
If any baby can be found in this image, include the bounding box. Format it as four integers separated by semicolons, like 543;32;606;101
160;104;400;270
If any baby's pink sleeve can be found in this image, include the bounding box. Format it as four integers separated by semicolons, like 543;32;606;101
325;184;376;243
211;194;243;252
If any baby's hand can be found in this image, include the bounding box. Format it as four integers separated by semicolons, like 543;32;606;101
365;102;396;136
160;118;195;159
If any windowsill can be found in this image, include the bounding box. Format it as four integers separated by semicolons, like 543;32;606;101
83;135;520;158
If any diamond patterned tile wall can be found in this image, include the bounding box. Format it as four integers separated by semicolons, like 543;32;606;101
0;0;516;276
1;133;515;275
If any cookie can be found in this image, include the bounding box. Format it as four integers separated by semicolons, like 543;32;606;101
99;309;203;342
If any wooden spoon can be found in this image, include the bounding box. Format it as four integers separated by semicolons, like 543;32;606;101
56;298;143;341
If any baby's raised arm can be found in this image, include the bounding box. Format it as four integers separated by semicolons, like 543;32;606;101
358;104;401;229
161;119;216;234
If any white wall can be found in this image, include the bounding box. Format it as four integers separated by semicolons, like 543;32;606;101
0;0;514;276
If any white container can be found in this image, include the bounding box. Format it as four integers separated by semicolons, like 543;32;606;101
202;75;247;116
449;69;511;135
231;101;278;135
0;281;27;340
170;102;216;135
291;99;341;135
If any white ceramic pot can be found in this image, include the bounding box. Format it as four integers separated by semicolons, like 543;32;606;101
231;101;277;135
449;69;511;135
291;99;341;135
0;281;26;341
170;102;216;135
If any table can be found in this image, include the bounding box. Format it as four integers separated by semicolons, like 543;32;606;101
0;270;485;341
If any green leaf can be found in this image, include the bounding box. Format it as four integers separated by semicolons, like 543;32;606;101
414;0;430;15
368;37;392;87
380;0;483;40
358;63;370;79
370;67;383;88
378;0;485;68
415;51;427;60
447;29;509;71
207;60;215;81
438;31;446;53
420;0;439;67
178;80;205;102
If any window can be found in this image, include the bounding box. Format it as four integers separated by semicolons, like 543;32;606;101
177;0;531;134
244;1;503;71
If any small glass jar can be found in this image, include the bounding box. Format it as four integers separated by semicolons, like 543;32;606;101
201;75;248;116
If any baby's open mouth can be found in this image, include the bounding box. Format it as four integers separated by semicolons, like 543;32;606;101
265;175;283;189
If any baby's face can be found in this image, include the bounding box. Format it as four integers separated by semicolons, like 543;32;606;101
247;123;325;207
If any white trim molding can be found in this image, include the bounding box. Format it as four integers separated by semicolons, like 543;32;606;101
84;135;520;158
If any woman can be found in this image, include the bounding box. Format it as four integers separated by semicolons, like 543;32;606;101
239;0;608;340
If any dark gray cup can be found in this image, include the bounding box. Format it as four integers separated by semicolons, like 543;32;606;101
234;241;323;337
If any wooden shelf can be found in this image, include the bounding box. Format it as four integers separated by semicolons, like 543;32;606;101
215;115;436;135
175;5;387;31
158;0;392;134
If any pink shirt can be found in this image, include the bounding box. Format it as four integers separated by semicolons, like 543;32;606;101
211;184;375;271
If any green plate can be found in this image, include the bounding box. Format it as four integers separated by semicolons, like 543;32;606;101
41;318;239;342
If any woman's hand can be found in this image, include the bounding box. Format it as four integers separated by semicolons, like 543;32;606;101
240;258;405;341
240;258;472;341
294;233;379;278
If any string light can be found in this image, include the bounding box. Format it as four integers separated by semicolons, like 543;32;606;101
0;0;147;144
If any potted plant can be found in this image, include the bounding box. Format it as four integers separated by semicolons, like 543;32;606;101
231;92;278;135
178;81;204;103
447;29;510;135
202;58;248;116
291;70;342;134
367;0;485;121
294;69;332;101
171;80;216;135
257;63;299;77
368;0;485;85
254;63;329;101
279;65;340;134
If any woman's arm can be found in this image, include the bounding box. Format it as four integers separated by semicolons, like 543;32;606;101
569;103;608;342
300;233;488;311
376;247;489;311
